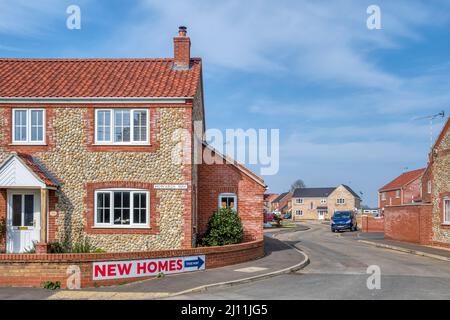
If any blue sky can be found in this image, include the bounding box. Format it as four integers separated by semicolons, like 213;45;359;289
1;0;450;206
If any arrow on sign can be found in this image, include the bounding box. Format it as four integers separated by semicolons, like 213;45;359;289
184;256;204;269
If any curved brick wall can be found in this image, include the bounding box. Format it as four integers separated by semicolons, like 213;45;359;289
0;240;264;288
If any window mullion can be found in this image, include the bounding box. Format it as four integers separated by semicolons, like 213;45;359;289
131;110;135;143
130;191;134;225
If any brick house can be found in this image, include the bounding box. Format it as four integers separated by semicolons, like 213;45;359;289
418;117;450;246
378;168;425;211
263;193;279;213
377;117;450;248
292;185;361;221
0;27;266;254
270;192;292;215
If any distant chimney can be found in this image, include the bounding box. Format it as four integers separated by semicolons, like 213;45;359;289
173;26;191;70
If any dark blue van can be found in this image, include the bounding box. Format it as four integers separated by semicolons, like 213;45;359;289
331;211;357;232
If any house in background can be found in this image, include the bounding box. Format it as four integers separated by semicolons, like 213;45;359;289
291;185;361;221
264;193;279;214
378;168;425;211
271;192;292;215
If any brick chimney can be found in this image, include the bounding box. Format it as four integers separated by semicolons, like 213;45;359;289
173;26;191;70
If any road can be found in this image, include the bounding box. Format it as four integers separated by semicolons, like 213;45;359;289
172;222;450;300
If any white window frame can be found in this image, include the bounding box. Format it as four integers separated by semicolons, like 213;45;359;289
395;190;400;199
218;193;237;212
444;197;450;225
94;109;150;145
295;210;303;216
94;188;150;228
12;108;46;145
427;181;432;194
381;192;386;201
336;198;345;205
296;198;304;204
320;198;327;204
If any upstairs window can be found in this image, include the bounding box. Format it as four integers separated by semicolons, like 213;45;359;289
296;198;304;204
95;109;149;145
336;198;345;204
320;198;327;204
12;109;45;144
381;192;386;201
395;190;401;199
427;181;432;194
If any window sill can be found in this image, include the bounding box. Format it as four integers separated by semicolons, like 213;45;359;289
9;143;47;146
92;143;151;146
92;226;151;230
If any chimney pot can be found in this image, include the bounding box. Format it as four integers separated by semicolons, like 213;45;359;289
178;26;187;37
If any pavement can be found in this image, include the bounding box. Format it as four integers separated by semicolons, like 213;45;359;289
340;230;450;261
0;231;309;300
174;221;450;300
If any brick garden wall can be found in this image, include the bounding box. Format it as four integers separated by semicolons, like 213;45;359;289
384;204;433;244
0;239;264;288
361;215;384;233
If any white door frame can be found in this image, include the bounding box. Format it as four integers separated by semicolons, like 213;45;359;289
6;189;41;253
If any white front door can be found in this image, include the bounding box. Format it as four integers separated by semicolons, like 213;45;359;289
318;210;326;220
6;190;41;253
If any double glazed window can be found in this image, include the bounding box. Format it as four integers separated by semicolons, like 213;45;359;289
444;198;450;225
12;109;45;144
336;198;345;204
296;198;304;204
295;210;303;216
95;109;149;144
219;193;237;211
94;189;149;227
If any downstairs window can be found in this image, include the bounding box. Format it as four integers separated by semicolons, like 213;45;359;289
94;189;149;228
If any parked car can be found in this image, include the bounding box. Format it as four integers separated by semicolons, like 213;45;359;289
331;211;357;232
265;212;274;222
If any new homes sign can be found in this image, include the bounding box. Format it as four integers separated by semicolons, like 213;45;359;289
93;255;206;280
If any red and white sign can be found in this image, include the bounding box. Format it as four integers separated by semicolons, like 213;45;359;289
92;255;205;280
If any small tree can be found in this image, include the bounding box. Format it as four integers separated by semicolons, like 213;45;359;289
290;179;306;192
201;208;244;246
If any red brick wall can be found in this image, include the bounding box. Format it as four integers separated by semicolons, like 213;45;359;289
384;204;433;245
361;215;384;233
0;239;264;288
198;150;265;242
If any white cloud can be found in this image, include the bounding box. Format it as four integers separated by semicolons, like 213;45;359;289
95;0;450;90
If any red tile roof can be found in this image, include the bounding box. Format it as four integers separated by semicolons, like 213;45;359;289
379;168;426;192
0;58;201;98
17;154;58;188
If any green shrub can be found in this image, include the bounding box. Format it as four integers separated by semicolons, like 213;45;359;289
70;238;105;253
200;208;244;246
42;281;61;290
23;239;105;254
